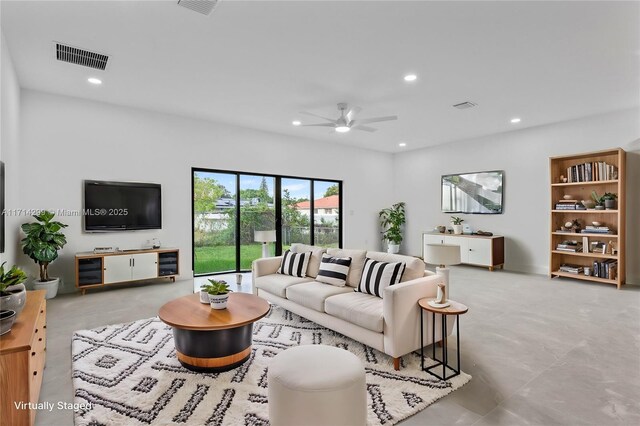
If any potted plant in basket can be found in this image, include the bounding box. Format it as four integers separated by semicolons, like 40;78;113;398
602;193;617;210
379;202;406;254
0;262;28;318
206;279;231;310
21;211;68;299
451;216;464;235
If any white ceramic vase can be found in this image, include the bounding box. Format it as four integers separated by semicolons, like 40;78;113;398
199;290;210;304
209;293;229;310
33;278;59;299
452;224;463;235
387;244;400;254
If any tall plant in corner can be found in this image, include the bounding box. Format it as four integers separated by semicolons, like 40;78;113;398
21;211;68;299
379;202;406;254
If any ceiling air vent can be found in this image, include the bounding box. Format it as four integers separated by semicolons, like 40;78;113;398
177;0;218;15
453;101;477;110
54;43;109;71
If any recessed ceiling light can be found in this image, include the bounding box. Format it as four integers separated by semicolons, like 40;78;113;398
511;118;521;124
335;126;350;133
292;120;301;126
398;142;407;147
404;74;417;82
87;77;102;85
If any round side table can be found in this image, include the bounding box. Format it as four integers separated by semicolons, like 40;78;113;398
418;298;468;381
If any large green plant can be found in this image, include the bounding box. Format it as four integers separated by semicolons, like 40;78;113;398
379;202;406;245
0;262;28;295
21;211;68;282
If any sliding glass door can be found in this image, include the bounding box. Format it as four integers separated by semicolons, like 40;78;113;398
193;169;342;276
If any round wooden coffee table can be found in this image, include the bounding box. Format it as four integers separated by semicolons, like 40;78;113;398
158;292;270;372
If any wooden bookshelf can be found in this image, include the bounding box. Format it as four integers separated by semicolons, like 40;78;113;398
549;148;626;289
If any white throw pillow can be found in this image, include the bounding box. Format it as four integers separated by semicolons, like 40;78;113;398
316;254;352;287
355;258;406;298
277;250;312;278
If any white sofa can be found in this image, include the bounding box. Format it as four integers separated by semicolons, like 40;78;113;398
252;244;455;370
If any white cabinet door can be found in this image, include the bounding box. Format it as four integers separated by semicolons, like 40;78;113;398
424;234;446;245
467;238;491;266
104;255;133;284
131;253;158;280
444;236;468;263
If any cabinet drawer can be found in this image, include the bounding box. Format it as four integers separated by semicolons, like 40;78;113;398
29;347;45;405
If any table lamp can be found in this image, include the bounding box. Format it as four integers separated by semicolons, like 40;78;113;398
423;244;461;304
254;230;277;258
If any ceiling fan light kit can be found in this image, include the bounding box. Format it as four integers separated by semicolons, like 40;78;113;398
299;102;398;133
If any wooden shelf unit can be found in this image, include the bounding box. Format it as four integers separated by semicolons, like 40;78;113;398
549;148;626;289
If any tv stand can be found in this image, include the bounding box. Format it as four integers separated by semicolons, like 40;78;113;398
75;248;179;294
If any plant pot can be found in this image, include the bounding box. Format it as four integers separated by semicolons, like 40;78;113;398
209;293;230;310
0;284;26;317
199;290;210;304
452;225;464;235
595;205;605;210
0;310;16;336
33;277;60;299
604;199;616;210
387;244;400;254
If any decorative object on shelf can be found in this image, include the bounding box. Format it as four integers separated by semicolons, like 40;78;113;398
591;191;606;210
560;175;568;183
21;211;68;299
450;216;464;235
379;202;406;253
206;279;231;310
475;230;494;236
603;193;617;210
581;199;596;209
0;262;28;317
608;241;618;255
462;224;473;235
563;194;573;200
584;267;591;276
591;221;601;227
423;243;461;299
428;283;450;308
254;230;277;258
561;219;581;233
0;309;16;335
436;225;446;234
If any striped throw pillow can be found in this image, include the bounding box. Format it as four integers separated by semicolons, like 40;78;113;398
277;250;312;278
355;258;406;298
316;254;352;287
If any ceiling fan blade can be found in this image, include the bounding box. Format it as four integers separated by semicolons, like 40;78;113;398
346;106;362;123
352;124;377;132
352;115;398;125
300;111;336;122
301;123;336;128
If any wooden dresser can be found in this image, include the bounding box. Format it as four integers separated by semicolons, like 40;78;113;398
0;290;47;426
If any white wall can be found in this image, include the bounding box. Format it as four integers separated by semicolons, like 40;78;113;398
393;108;640;284
18;90;395;293
0;28;21;266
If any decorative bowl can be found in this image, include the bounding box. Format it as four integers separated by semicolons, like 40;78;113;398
563;195;573;200
581;200;596;209
0;310;16;336
592;221;601;227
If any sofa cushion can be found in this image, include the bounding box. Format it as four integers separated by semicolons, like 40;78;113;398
278;250;312;278
291;244;327;278
365;251;425;282
286;282;353;312
327;248;367;288
325;292;384;333
254;274;313;298
316;254;352;287
356;258;405;298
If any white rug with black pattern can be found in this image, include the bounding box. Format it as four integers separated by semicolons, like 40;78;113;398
72;305;471;426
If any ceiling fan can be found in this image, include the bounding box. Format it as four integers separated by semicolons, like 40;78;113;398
299;103;398;133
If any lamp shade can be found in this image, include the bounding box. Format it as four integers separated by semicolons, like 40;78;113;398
424;244;461;266
254;230;277;243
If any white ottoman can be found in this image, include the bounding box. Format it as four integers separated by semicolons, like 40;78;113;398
268;345;367;426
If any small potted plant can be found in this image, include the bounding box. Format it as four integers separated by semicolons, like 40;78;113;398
21;211;68;299
206;279;231;310
450;216;464;235
602;193;617;210
0;262;28;318
379;202;406;254
199;283;214;304
591;191;606;210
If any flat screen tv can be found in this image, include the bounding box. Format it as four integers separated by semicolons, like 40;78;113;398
84;180;162;231
441;170;503;214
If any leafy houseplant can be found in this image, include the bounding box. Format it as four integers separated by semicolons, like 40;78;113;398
206;279;231;310
603;192;618;210
450;216;464;235
591;191;606;210
21;211;68;299
0;262;28;295
379;202;406;254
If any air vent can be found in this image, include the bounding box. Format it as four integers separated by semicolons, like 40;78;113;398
453;101;477;110
177;0;218;15
54;43;109;71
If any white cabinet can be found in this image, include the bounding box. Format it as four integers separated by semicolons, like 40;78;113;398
423;233;505;271
104;253;158;284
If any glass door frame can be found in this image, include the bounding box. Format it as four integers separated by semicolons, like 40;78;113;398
192;167;343;276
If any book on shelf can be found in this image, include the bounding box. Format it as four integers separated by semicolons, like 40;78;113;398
565;161;618;183
559;263;584;274
582;226;612;234
556;240;582;252
592;260;617;280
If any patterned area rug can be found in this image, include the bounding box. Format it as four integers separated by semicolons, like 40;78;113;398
72;305;471;425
